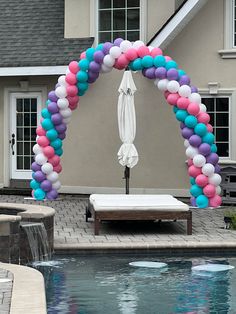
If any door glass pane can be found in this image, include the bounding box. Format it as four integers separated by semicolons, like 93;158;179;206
24;128;30;141
99;10;111;31
31;113;37;126
216;98;229;111
99;0;111;9
127;0;139;7
113;0;125;8
216;113;228;126
17;142;23;155
216;128;229;142
99;32;111;42
16;99;23;112
127;9;139;29
127;31;139;41
113;10;125;30
113;31;125;39
31;98;37;112
31;128;37;140
24;113;30;126
24;142;30;155
24;98;30;112
17;114;23;126
17;157;23;169
24;157;31;169
17;128;23;141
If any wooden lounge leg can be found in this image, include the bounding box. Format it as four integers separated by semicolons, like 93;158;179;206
187;212;192;235
94;216;100;235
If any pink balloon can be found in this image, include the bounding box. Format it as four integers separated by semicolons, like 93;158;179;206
37;136;50;147
187;103;200;116
150;47;162;57
167;93;180;106
165;56;172;61
207;123;213;133
115;54;129;69
65;72;77;85
53;164;62;173
177;97;190;110
69;102;78;111
36;126;46;136
196;174;208;187
48;155;60;166
197;112;210;124
80;51;86;59
125;48;138;61
187;159;193;166
188;165;202;178
203;184;216;197
137;45;150;58
66;85;78;97
43;146;55;159
31;190;35;198
67;95;79;106
209;195;222;207
164;91;171;98
68;61;79;74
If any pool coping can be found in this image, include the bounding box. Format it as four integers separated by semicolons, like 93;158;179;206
0;263;47;314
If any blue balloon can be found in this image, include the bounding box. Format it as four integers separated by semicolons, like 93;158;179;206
77;82;88;92
78;90;86;96
55;148;63;156
51;138;62;150
196;195;209;208
34;188;46;201
194;123;207;137
211;144;218;153
190;177;196;185
46;129;58;141
178;69;186;77
95;43;104;51
165;60;178;70
175;109;188;122
202;132;215;145
78;59;90;71
132;58;143;71
76;71;88;82
86;47;95;61
41;108;51;119
153;55;166;67
30;179;40;190
190;184;203;197
173;106;178;114
46;100;51;106
42;118;54;131
141;55;154;68
185;115;198;128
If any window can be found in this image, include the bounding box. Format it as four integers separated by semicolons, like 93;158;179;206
98;0;140;43
202;96;230;158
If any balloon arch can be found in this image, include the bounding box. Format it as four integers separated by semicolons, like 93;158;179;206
30;38;222;208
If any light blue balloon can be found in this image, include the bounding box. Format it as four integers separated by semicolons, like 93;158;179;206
166;60;178;70
132;58;143;71
211;144;218;153
86;47;95;61
51;138;62;150
96;43;104;51
194;123;207;137
202;132;215;145
141;55;153;68
34;188;46;201
77;82;88;92
46;100;51;106
190;184;203;197
196;195;209;208
190;177;196;185
78;59;90;71
46;129;58;141
176;109;188;122
153;55;166;67
42;118;54;131
78;90;86;96
76;71;88;82
30;179;40;190
173;106;178;114
41;108;51;119
55;148;63;156
185;115;198;128
178;69;186;77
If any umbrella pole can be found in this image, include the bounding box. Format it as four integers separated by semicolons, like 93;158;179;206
125;166;130;194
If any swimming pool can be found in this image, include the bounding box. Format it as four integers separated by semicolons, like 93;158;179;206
33;254;236;314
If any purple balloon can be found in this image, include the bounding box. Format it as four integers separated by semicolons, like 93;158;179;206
155;67;167;79
46;189;58;200
33;171;46;183
191;86;198;93
87;77;97;84
180;122;185;129
198;143;211;156
48;91;58;102
114;38;124;46
55;123;67;134
93;50;105;64
51;113;63;125
103;42;114;55
143;67;156;79
58;132;66;140
40;179;52;192
88;70;99;80
181;127;194;139
167;68;179;80
190;197;196;207
179;75;190;86
31;162;41;172
189;135;202;147
48;102;59;114
89;61;101;72
206;153;219;165
215;164;221;174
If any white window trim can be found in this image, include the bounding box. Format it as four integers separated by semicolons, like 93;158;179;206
90;0;147;46
199;88;236;164
218;0;236;58
3;85;47;187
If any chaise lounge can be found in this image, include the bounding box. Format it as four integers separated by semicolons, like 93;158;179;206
87;194;192;235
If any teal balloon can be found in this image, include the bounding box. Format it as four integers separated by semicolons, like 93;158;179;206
141;55;153;68
30;179;40;190
55;148;63;156
46;100;51;106
34;188;46;200
178;69;186;77
153;55;166;67
95;43;104;51
77;82;88;92
190;184;203;197
86;47;95;61
194;123;207;137
190;177;196;185
166;60;178;70
132;58;143;71
46;129;58;141
41;108;51;119
173;106;178;114
51;138;62;150
78;59;90;71
78;90;86;96
76;71;88;82
211;144;217;153
42;118;54;131
202;132;215;145
196;195;209;208
185;115;197;128
176;109;188;122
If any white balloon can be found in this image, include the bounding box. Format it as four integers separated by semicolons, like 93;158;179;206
157;79;169;91
60;108;72;118
41;163;53;174
55;86;67;98
202;163;215;176
58;75;67;86
63;117;71;124
65;68;70;75
132;40;144;49
154;78;159;86
47;171;59;183
209;173;222;186
189;92;201;104
120;40;132;52
184;139;190;148
199;103;207;112
216;186;222;195
193;154;206;167
101;63;112;73
109;46;122;59
57;98;69;110
148;45;154;52
52;180;61;190
33;144;42;154
178;85;191;97
167;80;180;93
186;146;199;159
103;54;115;67
35;153;47;165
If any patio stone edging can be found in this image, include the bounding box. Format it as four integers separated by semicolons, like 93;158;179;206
0;262;47;314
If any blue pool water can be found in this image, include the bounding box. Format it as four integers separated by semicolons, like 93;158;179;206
33;255;236;314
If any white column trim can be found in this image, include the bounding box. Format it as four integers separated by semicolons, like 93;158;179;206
0;66;67;76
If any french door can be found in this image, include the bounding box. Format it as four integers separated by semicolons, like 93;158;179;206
10;92;42;179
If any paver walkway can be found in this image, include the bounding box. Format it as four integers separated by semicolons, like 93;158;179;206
0;268;13;314
0;194;236;252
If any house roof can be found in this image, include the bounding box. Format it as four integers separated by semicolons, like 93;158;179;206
147;0;208;49
0;0;94;68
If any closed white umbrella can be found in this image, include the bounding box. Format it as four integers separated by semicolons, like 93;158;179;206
117;70;138;194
